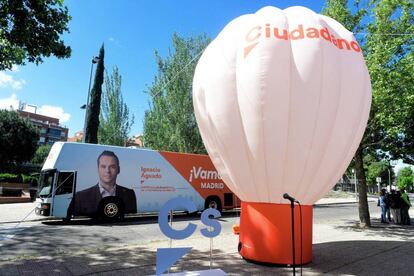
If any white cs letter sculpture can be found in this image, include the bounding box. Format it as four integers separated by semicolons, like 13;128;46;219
193;6;371;265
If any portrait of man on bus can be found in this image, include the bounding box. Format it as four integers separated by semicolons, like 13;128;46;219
72;150;137;216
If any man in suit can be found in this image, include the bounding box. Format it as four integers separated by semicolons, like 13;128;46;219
73;150;137;216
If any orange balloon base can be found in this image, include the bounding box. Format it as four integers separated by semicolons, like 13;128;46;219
239;201;313;265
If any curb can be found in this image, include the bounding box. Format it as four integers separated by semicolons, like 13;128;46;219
315;198;377;206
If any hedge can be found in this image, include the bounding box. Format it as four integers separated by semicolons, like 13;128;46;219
0;173;38;185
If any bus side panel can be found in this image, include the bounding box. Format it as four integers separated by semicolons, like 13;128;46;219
135;151;206;213
159;151;239;209
41;142;237;218
52;143;207;215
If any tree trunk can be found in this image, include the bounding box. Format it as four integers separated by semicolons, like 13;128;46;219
355;145;371;227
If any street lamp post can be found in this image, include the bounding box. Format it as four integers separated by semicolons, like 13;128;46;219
388;160;397;192
376;177;382;193
81;56;99;143
388;168;391;192
352;169;357;200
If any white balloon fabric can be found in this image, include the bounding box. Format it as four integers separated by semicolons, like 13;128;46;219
193;6;371;205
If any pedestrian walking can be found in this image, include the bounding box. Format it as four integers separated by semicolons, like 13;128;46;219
400;189;411;225
378;189;388;223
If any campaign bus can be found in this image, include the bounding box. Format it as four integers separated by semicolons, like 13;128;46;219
35;142;239;221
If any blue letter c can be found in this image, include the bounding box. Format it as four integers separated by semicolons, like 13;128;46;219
158;197;197;240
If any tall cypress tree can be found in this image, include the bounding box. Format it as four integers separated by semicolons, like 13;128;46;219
85;44;105;144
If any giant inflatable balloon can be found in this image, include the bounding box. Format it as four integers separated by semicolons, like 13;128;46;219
193;6;371;265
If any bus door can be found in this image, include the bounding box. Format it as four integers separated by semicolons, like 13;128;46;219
52;171;77;218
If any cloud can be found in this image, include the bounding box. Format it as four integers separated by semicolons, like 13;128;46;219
38;105;71;123
0;94;20;110
0;94;71;123
0;71;26;90
11;65;19;72
108;36;122;47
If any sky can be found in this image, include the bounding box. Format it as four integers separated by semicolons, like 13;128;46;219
0;0;328;138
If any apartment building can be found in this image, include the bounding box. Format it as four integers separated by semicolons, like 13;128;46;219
17;110;68;145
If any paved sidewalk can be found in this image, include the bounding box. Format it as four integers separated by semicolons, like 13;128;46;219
315;196;376;205
0;202;39;224
0;196;412;275
0;219;413;275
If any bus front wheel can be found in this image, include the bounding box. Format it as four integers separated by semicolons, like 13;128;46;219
99;197;124;220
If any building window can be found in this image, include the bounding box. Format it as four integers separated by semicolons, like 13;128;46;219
47;140;56;145
48;128;62;137
39;137;46;143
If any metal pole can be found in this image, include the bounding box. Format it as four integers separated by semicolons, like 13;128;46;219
353;170;358;200
290;200;296;276
210;225;213;269
82;57;98;143
388;168;391;192
168;210;173;274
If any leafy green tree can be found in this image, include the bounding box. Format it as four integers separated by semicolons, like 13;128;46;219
0;0;71;71
85;44;104;144
323;0;414;227
364;155;394;188
143;33;210;153
98;66;134;146
31;144;52;165
397;166;413;191
0;110;39;169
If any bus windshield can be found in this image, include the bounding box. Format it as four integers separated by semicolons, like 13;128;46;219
38;170;56;198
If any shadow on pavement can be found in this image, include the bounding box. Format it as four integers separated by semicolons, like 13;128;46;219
0;223;125;262
1;240;414;275
310;240;414;276
0;245;157;275
334;218;414;240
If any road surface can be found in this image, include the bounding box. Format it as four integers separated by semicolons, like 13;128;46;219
0;201;381;262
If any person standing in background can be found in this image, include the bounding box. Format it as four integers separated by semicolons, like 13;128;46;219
400;189;411;225
378;189;388;224
385;190;391;222
388;190;401;224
